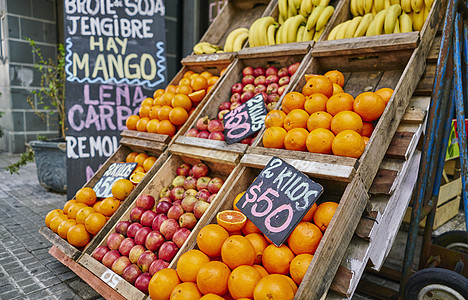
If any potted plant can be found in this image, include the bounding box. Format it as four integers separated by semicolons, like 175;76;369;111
6;40;67;193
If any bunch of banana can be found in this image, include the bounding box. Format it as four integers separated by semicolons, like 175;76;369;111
249;17;278;47
223;27;250;52
193;42;223;55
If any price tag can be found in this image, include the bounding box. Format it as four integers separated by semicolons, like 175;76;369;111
100;269;122;288
195;54;220;62
223;94;267;144
93;163;137;198
236;157;323;247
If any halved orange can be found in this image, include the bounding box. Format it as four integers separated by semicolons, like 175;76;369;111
188;90;206;103
216;210;247;232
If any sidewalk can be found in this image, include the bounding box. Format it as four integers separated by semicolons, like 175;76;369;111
0;151;101;300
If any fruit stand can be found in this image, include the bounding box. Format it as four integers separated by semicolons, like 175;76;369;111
39;0;448;298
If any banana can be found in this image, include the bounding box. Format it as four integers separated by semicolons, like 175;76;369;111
232;32;249;51
294;0;303;9
401;0;412;12
313;27;324;41
288;0;298;17
393;18;400;33
257;17;277;46
267;24;277;45
319;0;330;6
390;0;400;4
279;13;285;25
327;23;342;40
424;0;434;9
384;0;391;9
412;7;425;30
357;0;365;15
372;5;378;14
316;6;335;31
423;4;429;21
351;0;359;16
374;0;386;12
248;18;262;47
302;27;315;41
306;5;325;30
366;9;387;35
384;4;401;34
345;16;363;38
312;0;321;6
296;25;306;42
224;28;249;52
354;13;374;36
286;15;307;43
193;42;213;54
201;43;218;54
336;19;353;39
411;0;423;12
276;25;284;44
399;12;413;32
364;0;374;14
216;50;224;53
279;0;288;19
300;0;313;16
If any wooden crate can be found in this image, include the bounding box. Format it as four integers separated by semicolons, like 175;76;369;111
78;153;240;300
403;196;461;230
172;47;313;164
39;143;169;261
313;0;445;56
120;58;234;150
247;45;427;183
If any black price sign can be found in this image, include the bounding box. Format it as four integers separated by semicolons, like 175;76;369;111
236;157;323;246
93;163;137;198
223;94;268;144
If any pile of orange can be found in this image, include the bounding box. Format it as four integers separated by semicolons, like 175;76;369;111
44;151;155;248
263;70;393;158
149;188;339;300
125;70;225;137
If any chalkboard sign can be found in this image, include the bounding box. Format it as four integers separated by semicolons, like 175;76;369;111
236;157;324;246
64;0;167;198
93;163;137;198
223;94;267;144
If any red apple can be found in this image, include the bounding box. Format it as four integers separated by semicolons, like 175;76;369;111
156;201;172;214
173;200;182;206
254;75;266;86
240;137;253;145
288;62;300;76
196;177;211;190
207;193;217;203
135;272;151;295
242;66;254;77
149;259;169;276
219;101;231;111
134;227;152;245
173;228;191;248
140;210;157;227
115;221;131;237
241;91;254;103
145;231;165;252
183;176;197;190
186;128;199;137
130;207;146;223
135;194;155;210
194;200;210;219
278;85;287;96
195;189;211;201
170;186;185;201
230;92;241;103
266;74;279;84
92;246;109;262
181;195;198;212
267;83;279;95
196;116;211;131
118;237;136;256
159;186;171;198
128;245;146;264
254;85;267;94
267;93;280;103
102;250;121;268
207;177;224;194
160;219;180;240
192;163;209;178
266;66;278;76
207;119;224;132
183;188;197;197
122;264;142;284
243;84;255;93
172;175;186;187
253;67;266;77
127;223;143;239
159;196;172;203
255;92;268;102
179;213;197;230
176;163;191;176
278;67;289;78
230;102;241;110
278;76;290;86
197;130;210;139
159;242;179;262
167;205;185;220
106;233;125;250
209;131;225;141
112;256;131;276
152;214;168;231
218;110;230;120
231;83;244;94
137;250;157;273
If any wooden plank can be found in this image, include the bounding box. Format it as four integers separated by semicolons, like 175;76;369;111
169;144;241;166
120;130;171;144
403;196;461;230
237;42;311;59
356;278;399;299
415;63;436;95
438;176;462;206
39;227;80;260
369;169;399;195
355;211;380;241
329;266;354;297
402;106;427;123
174;136;248;154
385;132;415;159
119;137;167;153
49;246;127;300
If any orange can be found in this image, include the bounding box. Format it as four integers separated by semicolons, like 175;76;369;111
324;70;345;87
49;214;69;233
158;105;172;121
200;294;224;300
242;219;262;235
143;156;157;172
253;274;295;300
146;119;160;133
290;254;313;284
362;136;370;146
287;222;323;255
134;153;149;166
197;224;230;257
207;76;219;86
284;128;309;151
280;274;298;293
206;85;214;94
253;265;269;278
302;75;333;98
284;109;309;131
301;202;317;222
57;219;77;239
125;115;140;130
157;120;177;136
138;105;151;118
332;130;365;158
314;202;339;231
76;187;97;206
177;249;210;282
191;76;208;91
111;179;134;200
245;233;269;264
188;90;206;103
162;92;175;106
375;87;393;105
142;97;154;107
281;92;306;114
149;105;161;120
306;128;335;154
166;84;178;94
170;282;202;299
176;84;193;95
125;152;138;163
216;210;247;232
153;88;165;98
183;70;195;79
172;94;192;111
361;121;374;137
200;71;213;79
353;92;386;121
263;127;287;149
75;207;95;225
178;78;191;86
228;265;262;299
63;200;76;215
221;235;256;269
84;212;107;235
169;107;189;126
67;203;87;219
220;68;227;77
100;197;121;216
265;110;287;128
304;93;328;114
133;166;145;174
148;268;181;300
196;261;231;295
330;111;363;135
262;244;295;275
326;93;354;116
153;96;164;106
307;111;333;131
332;83;344;95
233;191;245;211
67;224;90;248
136;117;150;132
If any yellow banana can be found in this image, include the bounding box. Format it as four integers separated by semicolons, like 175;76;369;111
399;12;413;32
374;0;386;12
288;0;298;17
286;15;307;43
357;0;365;15
232;32;249;51
390;0;400;4
296;25;306;42
411;0;423;12
316;6;335;31
372;5;378;14
401;0;412;12
366;9;387;35
201;43;218;54
393;18;400;33
319;0;330;6
364;0;374;14
384;0;391;9
423;4;430;21
351;0;359;16
306;5;325;30
354;13;374;36
424;0;434;9
302;27;315;41
327;23;342;40
279;0;288;19
336;20;353;39
345;16;363;38
294;0;303;9
279;13;285;25
412;8;425;30
248;18;262;47
224;28;249;52
193;42;211;54
256;17;277;46
267;24;277;45
384;4;401;34
313;27;325;41
312;0;321;6
276;25;284;44
303;0;314;16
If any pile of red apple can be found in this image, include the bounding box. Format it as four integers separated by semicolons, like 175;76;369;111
91;162;225;295
186;62;301;144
